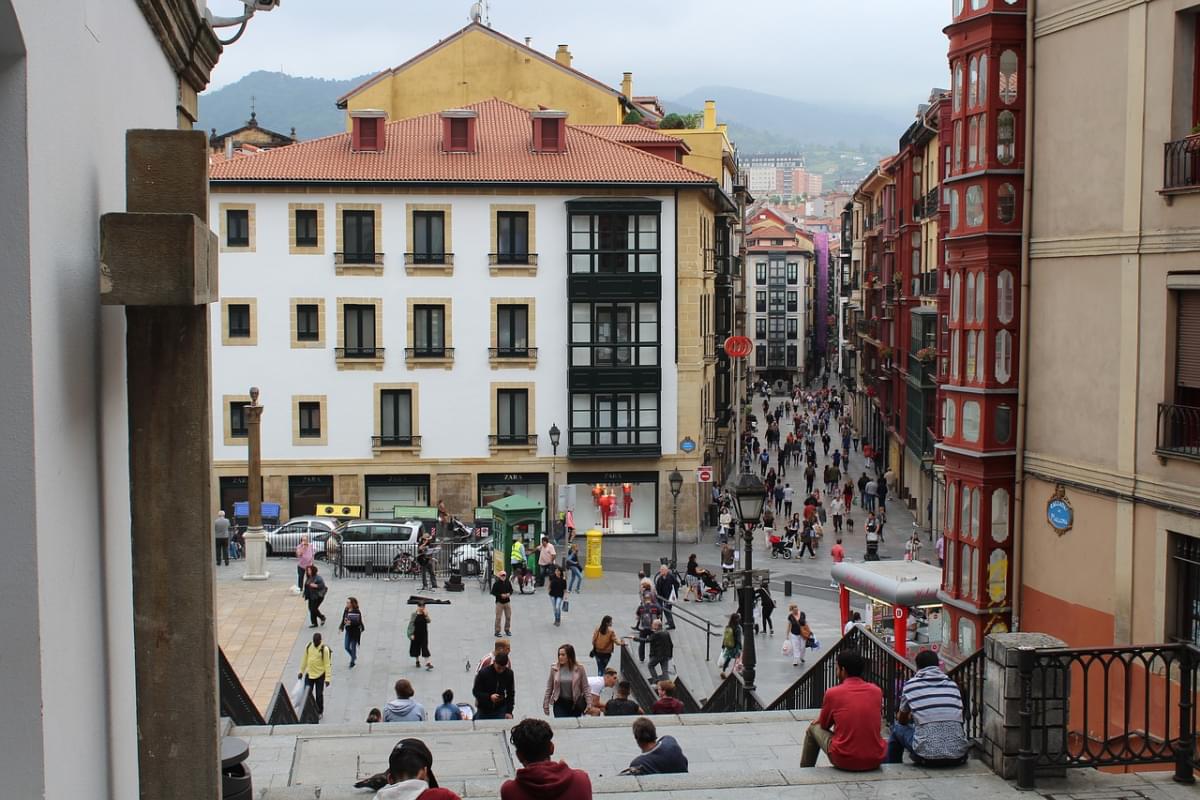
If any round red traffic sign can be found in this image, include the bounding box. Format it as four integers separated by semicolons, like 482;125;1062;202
723;335;753;358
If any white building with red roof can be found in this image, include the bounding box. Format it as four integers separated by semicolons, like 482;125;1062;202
209;99;738;536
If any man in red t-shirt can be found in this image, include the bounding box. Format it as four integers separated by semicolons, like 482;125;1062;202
829;538;845;588
800;650;886;771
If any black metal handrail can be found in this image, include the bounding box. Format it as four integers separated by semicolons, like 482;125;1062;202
372;435;421;448
334;251;385;265
947;646;985;743
766;626;915;724
404;252;455;265
488;434;537;447
488;253;539;266
619;642;658;714
1163;136;1200;192
1157;402;1200;459
335;347;384;359
672;675;703;714
489;347;538;359
265;683;299;725
702;672;765;713
404;347;454;359
655;591;719;662
218;646;266;726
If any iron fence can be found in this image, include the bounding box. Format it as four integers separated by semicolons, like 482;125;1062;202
620;643;658;714
672;676;703;714
325;539;489;582
218;646;266;726
1163;137;1200;192
702;672;765;713
488;253;538;266
947;646;986;743
1157;403;1200;460
1017;642;1198;789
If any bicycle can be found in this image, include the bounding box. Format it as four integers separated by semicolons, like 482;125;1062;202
388;551;419;581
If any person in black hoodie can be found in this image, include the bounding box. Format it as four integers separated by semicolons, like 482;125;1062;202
500;718;592;800
621;717;689;775
472;652;515;720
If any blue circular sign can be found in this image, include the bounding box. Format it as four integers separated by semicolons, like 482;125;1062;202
1047;499;1072;532
680;437;696;453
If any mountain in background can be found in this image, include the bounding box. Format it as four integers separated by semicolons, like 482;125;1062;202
198;70;372;140
198;73;895;183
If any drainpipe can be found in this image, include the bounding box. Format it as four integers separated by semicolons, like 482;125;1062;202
1012;0;1036;632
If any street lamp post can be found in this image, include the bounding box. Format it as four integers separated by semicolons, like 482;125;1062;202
727;470;766;690
549;423;561;541
242;387;270;580
668;468;683;569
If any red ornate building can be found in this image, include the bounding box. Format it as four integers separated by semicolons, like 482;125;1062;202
936;0;1026;657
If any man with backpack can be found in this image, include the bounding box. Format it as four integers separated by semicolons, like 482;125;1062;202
298;632;332;717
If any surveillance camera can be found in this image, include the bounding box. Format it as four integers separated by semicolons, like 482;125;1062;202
242;0;279;10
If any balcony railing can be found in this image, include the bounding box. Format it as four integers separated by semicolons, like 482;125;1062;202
335;347;384;359
1156;402;1200;459
489;347;538;359
489;433;538;448
1162;136;1200;193
405;347;454;359
404;252;455;265
488;253;538;266
334;251;384;266
925;187;939;217
372;434;421;449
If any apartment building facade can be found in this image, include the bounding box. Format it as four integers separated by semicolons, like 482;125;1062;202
744;220;814;389
208;99;734;538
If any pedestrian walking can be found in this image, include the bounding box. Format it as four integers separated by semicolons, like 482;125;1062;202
408;600;434;671
653;564;679;629
799;520;817;559
591;615;623;674
843;480;855;512
491;570;514;637
542;643;591;718
719;613;743;679
756;578;776;635
682;554;702;602
786;606;811;667
214;510;231;566
547;566;568;627
298;632;332;716
783;483;795;517
936;533;946;568
565;544;583;593
472;652;515;720
646;620;673;681
804;463;816;495
537;536;557;587
857;473;870;508
303;564;327;627
635;591;662;662
339;596;365;668
864;477;878;512
296;536;315;592
417;530;438;590
830;496;845;533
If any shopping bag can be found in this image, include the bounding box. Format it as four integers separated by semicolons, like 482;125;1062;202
562;599;570;613
782;640;792;656
290;678;307;711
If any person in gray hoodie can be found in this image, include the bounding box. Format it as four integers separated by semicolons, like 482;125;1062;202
383;678;426;722
621;717;689;775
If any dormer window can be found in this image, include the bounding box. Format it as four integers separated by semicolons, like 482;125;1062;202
532;110;567;153
440;109;478;153
350;109;386;153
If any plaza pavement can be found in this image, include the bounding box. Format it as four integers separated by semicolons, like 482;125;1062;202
215;385;929;722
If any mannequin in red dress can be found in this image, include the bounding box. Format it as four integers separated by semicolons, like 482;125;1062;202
599;492;615;528
622;482;633;518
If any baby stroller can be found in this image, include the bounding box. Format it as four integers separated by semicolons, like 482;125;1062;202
697;568;725;601
769;530;793;560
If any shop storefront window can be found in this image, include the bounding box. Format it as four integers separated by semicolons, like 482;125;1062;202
478;473;548;529
567;472;658;536
366;475;430;519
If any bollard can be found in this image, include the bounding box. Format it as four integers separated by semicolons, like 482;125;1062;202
641;561;652;579
784;579;792;596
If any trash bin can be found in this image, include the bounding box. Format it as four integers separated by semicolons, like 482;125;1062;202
221;736;252;800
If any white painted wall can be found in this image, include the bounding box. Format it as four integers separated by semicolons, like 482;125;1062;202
210;191;680;463
6;2;181;798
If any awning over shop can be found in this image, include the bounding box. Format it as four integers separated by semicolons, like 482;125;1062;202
831;560;942;607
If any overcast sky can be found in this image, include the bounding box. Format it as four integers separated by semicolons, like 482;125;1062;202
207;0;951;111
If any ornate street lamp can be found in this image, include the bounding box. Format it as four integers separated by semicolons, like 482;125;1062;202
726;470;766;689
668;468;684;569
549;423;561;540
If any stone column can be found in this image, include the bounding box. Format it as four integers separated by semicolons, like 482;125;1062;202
242;391;269;580
980;632;1068;780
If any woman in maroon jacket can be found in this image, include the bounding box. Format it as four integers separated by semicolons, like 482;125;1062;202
542;643;591;717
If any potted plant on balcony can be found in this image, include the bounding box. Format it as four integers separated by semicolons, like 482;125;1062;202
1186;123;1200;153
915;346;937;362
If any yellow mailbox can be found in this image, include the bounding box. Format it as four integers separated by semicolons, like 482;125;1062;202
584;528;604;579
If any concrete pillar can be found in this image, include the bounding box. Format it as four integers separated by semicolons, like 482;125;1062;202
980;633;1068;780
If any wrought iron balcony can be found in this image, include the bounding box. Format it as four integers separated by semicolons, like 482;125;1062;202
1156;403;1200;460
488;253;538;266
489;347;538;359
405;347;454;359
1162;136;1200;193
489;433;538;448
335;347;384;359
334;251;384;266
404;252;455;265
372;435;421;449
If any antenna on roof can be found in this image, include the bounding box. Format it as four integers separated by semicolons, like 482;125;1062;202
469;1;490;26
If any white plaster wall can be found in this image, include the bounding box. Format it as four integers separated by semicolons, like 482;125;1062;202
210;191;679;462
9;2;180;797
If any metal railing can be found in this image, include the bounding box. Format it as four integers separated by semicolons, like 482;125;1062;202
404;252;454;265
766;626;915;721
334;251;385;265
335;347;384;359
1157;402;1200;459
620;642;659;714
672;676;703;714
1163;137;1200;192
655;591;720;663
328;538;488;581
404;347;455;359
1017;642;1199;789
702;672;765;713
488;253;539;266
489;347;538;359
489;434;538;447
948;646;986;743
371;434;421;449
218;646;266;726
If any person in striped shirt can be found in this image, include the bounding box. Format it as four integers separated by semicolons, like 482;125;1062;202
887;650;970;765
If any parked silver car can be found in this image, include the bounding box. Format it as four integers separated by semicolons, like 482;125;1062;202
332;520;424;569
263;516;339;557
451;541;490;576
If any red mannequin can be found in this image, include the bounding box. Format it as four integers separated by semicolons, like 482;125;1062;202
622;482;633;518
592;483;603;508
599;492;615;527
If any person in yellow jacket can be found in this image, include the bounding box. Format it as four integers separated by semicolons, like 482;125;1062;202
298;632;333;716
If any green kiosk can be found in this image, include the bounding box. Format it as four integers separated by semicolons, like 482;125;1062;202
488;494;545;577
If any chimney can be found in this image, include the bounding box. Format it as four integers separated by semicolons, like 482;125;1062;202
531;110;568;153
621;72;633;99
555;44;572;67
224;137;233;159
704;100;717;130
440;108;478;153
350;108;386;152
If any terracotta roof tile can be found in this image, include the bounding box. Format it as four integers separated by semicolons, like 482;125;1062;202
209;99;712;185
